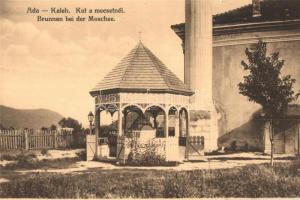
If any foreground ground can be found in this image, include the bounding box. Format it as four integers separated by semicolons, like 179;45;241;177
0;149;299;198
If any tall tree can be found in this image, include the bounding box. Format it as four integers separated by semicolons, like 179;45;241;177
238;40;299;166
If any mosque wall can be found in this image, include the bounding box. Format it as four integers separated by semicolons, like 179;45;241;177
213;29;300;151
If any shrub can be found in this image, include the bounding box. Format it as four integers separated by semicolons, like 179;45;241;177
0;152;18;161
126;139;167;166
230;141;237;151
290;157;300;171
127;150;166;166
41;149;49;156
75;150;86;161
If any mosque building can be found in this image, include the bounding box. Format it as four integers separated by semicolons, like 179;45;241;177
171;0;300;154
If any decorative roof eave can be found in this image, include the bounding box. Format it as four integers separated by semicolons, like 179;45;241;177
89;88;194;97
171;19;300;40
170;23;185;41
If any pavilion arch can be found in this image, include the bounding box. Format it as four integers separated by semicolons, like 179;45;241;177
178;106;189;113
98;110;118;137
122;105;144;136
121;103;144;113
167;106;179;137
144;105;167;138
144;104;166;115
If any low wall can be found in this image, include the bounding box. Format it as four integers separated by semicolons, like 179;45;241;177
116;136;186;162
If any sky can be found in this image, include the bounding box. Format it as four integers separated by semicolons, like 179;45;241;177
0;0;251;127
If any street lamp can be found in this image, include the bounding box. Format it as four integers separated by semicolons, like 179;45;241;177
88;111;94;135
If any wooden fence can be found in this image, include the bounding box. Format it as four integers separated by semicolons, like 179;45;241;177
0;130;86;150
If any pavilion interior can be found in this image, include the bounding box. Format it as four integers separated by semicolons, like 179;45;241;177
96;105;188;157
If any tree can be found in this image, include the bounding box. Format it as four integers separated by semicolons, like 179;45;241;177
58;117;84;148
41;127;48;131
238;40;300;166
50;124;57;131
0;124;6;130
58;117;83;133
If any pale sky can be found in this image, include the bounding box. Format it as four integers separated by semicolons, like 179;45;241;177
0;0;251;126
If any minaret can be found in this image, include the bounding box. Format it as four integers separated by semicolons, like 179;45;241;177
185;0;218;151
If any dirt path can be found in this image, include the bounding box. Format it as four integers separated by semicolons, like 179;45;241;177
16;157;291;174
2;150;294;174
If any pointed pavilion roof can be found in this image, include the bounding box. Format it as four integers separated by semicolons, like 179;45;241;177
90;42;193;96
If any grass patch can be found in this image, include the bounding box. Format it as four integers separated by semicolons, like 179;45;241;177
0;151;37;161
1;149;86;170
1;160;300;198
1;157;80;170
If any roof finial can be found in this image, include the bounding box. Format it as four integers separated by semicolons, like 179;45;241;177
138;31;142;42
252;0;261;17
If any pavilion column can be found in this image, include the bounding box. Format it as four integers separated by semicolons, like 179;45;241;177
118;106;122;136
179;110;183;136
94;108;100;158
123;110;128;136
175;111;180;137
165;113;169;137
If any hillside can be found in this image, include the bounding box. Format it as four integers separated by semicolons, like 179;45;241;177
0;105;64;129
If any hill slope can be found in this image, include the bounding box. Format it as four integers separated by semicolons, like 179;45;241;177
0;105;64;129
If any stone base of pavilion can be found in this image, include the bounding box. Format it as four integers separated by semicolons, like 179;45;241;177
116;136;186;163
86;134;206;163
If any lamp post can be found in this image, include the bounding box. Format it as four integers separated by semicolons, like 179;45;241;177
88;111;94;135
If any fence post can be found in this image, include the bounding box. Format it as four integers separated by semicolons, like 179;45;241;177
24;131;29;150
54;131;57;149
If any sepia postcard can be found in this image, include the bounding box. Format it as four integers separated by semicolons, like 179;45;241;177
0;0;300;198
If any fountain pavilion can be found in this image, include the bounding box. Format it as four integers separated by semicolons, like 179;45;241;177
87;42;204;162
